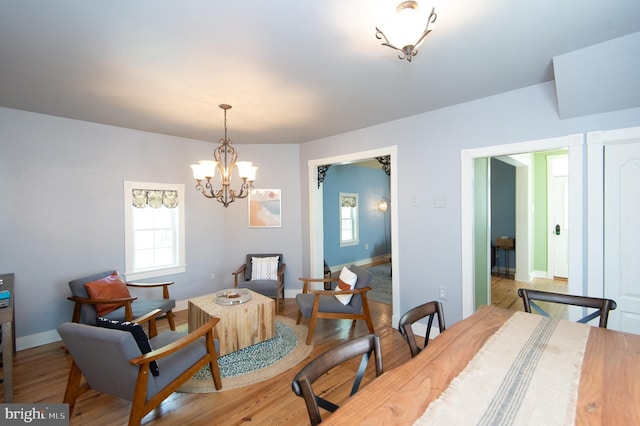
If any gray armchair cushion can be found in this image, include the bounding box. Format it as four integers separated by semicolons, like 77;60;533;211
236;279;279;297
296;265;372;317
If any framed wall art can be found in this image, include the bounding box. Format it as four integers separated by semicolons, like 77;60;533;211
248;189;282;228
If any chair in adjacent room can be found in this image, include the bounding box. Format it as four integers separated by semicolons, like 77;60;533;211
296;265;374;345
68;270;176;337
398;300;446;358
232;253;286;313
291;334;383;425
517;288;617;328
58;311;222;426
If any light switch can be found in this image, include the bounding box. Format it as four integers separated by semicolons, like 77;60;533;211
434;195;446;208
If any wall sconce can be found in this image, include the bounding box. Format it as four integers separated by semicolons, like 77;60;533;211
378;198;390;212
376;1;437;62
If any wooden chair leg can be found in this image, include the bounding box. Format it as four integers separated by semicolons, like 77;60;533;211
166;310;176;331
296;310;303;325
64;361;89;417
205;334;222;390
306;316;317;345
362;299;375;333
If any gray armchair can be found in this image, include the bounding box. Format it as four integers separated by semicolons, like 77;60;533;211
58;313;222;426
296;265;375;345
232;254;286;313
68;270;176;336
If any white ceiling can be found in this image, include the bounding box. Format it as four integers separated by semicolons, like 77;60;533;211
1;1;639;145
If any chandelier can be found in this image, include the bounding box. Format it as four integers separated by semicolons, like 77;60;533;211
376;1;437;62
190;104;257;208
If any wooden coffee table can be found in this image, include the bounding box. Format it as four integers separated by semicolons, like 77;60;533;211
188;289;275;355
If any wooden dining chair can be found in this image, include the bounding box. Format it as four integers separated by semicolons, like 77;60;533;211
291;334;383;425
517;288;617;328
398;301;446;358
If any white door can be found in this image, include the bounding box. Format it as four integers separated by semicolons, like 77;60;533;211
548;155;569;279
604;141;640;333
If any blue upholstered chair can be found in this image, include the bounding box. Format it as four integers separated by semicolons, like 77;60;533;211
296;265;374;345
232;254;286;313
68;270;176;336
58;313;221;426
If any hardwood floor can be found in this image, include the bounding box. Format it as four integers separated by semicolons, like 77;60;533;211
491;274;569;318
0;299;412;425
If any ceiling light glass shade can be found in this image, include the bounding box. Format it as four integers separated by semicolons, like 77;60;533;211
200;160;218;178
376;1;437;62
190;163;206;180
235;161;254;179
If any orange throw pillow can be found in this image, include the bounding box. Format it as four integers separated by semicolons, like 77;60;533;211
84;272;132;316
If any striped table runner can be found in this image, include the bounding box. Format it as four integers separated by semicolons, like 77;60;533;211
414;312;590;426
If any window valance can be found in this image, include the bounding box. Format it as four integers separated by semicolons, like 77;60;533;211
132;189;178;209
340;195;357;208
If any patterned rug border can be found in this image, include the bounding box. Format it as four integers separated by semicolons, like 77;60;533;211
178;316;313;393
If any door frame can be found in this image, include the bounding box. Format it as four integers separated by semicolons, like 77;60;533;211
307;145;399;322
461;134;584;318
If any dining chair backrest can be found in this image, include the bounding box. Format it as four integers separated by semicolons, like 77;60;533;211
398;301;446;358
517;288;617;328
291;334;383;426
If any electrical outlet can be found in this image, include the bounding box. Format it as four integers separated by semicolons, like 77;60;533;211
439;286;448;300
210;272;216;280
365;243;369;250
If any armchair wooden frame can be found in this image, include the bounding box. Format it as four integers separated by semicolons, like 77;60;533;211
68;280;176;337
62;310;222;426
517;288;617;328
296;277;375;345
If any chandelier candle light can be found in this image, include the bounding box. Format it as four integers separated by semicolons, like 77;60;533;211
376;1;437;62
190;104;257;208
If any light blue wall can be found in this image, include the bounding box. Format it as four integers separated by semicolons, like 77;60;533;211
322;164;391;267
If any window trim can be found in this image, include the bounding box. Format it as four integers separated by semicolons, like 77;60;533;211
339;192;359;247
124;181;186;281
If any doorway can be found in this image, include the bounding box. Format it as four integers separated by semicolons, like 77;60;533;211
461;134;585;317
308;146;399;323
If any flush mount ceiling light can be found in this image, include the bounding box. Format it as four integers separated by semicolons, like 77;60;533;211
376;1;437;62
190;104;257;208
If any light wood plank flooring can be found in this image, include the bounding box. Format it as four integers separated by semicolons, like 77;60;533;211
491;274;569;319
0;299;412;425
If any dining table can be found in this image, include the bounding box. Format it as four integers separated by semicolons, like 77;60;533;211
321;304;640;425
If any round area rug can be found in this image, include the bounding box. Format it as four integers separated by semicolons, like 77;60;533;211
178;316;313;393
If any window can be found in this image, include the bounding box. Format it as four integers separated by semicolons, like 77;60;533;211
340;192;359;247
124;181;185;280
